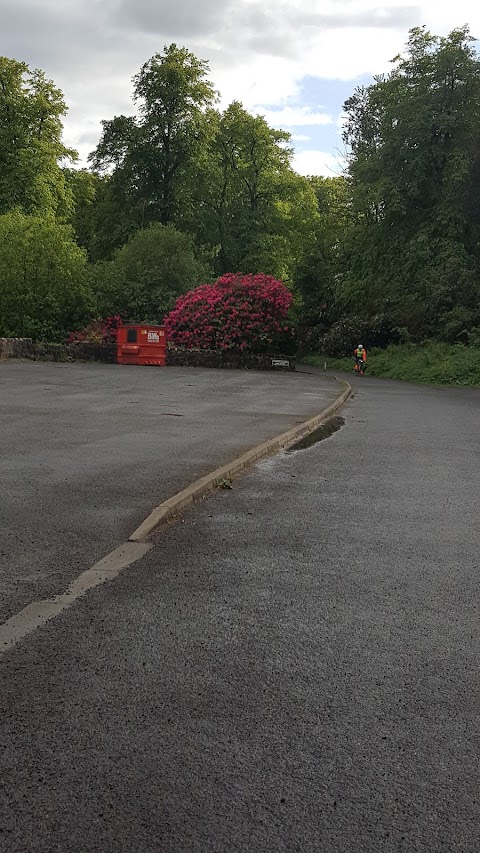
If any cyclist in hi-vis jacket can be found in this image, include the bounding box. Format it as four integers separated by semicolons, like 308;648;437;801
354;344;367;373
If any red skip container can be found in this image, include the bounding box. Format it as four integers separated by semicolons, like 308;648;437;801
117;325;167;366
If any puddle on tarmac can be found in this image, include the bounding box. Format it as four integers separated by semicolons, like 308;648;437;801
287;416;345;452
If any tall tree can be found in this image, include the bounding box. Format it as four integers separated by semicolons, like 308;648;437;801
63;168;103;254
295;176;352;333
0;57;75;217
341;27;480;339
192;102;318;280
89;44;217;256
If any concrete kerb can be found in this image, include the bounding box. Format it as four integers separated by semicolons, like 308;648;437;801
129;380;352;542
0;379;351;656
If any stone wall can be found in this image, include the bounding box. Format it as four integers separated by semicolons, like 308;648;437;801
166;349;295;371
0;338;294;371
67;341;117;363
0;338;116;363
0;338;35;359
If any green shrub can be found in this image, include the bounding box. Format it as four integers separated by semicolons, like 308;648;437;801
467;327;480;348
0;210;92;341
304;343;480;387
320;314;402;356
90;223;204;323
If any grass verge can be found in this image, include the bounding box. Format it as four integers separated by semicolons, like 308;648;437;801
301;343;480;387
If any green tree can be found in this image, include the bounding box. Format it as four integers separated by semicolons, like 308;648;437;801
295;176;352;334
0;210;91;340
87;53;319;280
91;222;203;322
89;45;217;257
192;102;318;280
63;168;103;254
341;26;480;340
0;57;75;217
86;173;143;262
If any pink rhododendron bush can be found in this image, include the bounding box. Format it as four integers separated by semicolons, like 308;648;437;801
165;273;293;352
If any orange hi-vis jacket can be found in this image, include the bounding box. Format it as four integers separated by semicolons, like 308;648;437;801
354;347;367;361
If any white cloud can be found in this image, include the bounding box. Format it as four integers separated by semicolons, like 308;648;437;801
293;150;346;177
291;134;312;142
2;0;480;166
254;106;333;127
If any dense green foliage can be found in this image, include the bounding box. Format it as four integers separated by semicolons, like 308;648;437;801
0;210;91;340
0;57;75;217
2;29;480;381
338;26;480;343
90;223;203;322
87;49;319;274
190;102;318;279
88;45;218;257
63;169;102;255
297;26;480;381
303;343;480;387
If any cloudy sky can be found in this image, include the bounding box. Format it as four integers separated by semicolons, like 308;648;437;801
3;0;480;176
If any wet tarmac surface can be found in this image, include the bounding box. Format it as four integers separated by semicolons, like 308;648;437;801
0;362;338;621
1;372;480;851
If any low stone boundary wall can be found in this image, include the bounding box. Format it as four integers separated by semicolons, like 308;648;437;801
166;349;295;371
0;338;116;363
0;338;35;359
0;338;295;371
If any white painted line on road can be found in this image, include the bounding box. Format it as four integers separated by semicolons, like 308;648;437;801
0;541;152;656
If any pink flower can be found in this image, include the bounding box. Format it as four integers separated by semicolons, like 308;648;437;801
165;273;293;353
